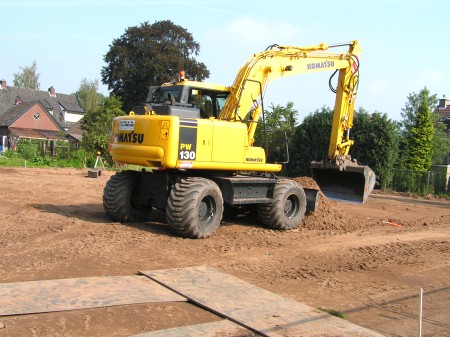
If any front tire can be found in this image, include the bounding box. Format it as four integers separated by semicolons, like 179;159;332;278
103;171;150;222
257;179;306;230
166;177;223;239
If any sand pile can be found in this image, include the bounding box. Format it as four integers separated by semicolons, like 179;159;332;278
291;176;367;231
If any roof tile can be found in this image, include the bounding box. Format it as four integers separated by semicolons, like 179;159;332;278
0;86;84;129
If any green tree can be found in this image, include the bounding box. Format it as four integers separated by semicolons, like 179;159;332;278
351;108;400;189
400;87;448;166
255;102;297;164
401;87;437;134
101;20;209;112
81;96;125;165
287;106;333;177
405;98;434;171
76;78;104;113
13;61;40;90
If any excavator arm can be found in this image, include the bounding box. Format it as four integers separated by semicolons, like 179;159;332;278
219;41;360;158
219;41;375;202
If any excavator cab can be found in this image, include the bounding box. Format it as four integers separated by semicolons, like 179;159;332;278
311;160;376;203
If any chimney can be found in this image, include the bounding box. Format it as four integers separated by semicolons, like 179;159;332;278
48;86;56;97
438;95;449;110
1;79;6;90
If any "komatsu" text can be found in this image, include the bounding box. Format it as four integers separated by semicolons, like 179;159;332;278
116;132;144;144
307;60;335;70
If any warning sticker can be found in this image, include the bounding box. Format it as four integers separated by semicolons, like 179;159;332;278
160;120;170;139
160;129;169;139
119;120;135;131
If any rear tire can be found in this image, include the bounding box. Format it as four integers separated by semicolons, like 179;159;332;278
166;177;223;239
103;171;150;222
257;179;306;230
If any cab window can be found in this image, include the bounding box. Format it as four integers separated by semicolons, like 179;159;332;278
189;89;229;118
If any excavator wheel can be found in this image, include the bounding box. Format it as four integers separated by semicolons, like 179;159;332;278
166;177;224;239
103;171;150;222
257;179;306;230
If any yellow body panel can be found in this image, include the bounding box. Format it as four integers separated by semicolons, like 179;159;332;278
194;119;213;162
109;114;281;172
110;114;178;167
212;120;246;163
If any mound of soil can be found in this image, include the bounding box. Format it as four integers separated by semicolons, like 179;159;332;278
291;176;364;231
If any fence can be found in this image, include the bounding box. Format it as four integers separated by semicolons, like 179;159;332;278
388;167;450;195
27;139;80;158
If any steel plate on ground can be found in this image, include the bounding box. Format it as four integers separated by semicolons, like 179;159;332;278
140;266;384;337
0;275;186;316
132;319;248;337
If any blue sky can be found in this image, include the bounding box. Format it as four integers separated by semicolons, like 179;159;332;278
1;0;448;122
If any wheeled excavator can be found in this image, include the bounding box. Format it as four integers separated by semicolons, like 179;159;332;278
103;40;376;238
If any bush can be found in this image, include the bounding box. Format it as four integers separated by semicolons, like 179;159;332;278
17;140;37;160
390;169;448;195
0;142;109;169
31;156;51;166
70;148;90;167
0;151;22;167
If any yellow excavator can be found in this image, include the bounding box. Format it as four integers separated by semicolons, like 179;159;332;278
103;40;375;238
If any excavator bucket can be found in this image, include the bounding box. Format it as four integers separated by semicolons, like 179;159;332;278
311;162;376;203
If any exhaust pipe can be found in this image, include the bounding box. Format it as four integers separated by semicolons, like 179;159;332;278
311;160;375;203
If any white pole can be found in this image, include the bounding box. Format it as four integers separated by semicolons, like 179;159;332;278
419;288;423;337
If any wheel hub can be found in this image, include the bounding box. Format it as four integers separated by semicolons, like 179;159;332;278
199;201;208;218
199;196;215;223
284;195;299;218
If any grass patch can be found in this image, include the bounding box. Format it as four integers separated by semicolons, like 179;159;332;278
319;307;346;319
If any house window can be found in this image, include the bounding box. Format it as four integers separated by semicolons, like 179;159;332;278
33;112;40;120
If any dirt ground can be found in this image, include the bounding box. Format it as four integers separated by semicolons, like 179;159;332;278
0;167;449;337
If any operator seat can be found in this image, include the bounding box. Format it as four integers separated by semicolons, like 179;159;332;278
204;100;213;118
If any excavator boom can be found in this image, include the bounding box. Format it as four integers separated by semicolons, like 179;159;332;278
219;41;375;202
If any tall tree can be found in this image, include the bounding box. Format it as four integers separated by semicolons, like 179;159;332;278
400;87;437;135
76;78;104;113
400;88;447;167
81;96;125;164
351;108;400;189
405;98;434;171
13;61;40;90
101;20;209;111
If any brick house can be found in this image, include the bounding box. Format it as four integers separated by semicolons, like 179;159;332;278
0;79;85;152
0;101;61;152
435;96;450;165
435;96;450;136
66;118;84;149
